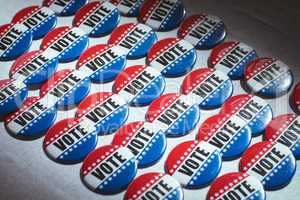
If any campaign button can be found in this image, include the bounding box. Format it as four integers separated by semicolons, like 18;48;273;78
43;0;88;16
265;113;300;159
125;172;183;200
208;41;258;79
181;68;233;109
0;23;32;61
40;69;91;108
178;13;226;50
0;79;28;116
12;6;57;40
244;58;293;97
10;50;58;86
108;23;157;59
207;172;266;200
197;113;251;160
76;44;126;82
76;92;129;135
112;121;166;168
110;0;144;17
147;38;196;77
5;96;57;139
291;82;300;114
73;1;120;37
44;117;98;164
220;94;273;137
113;65;165;106
139;0;185;31
146;93;200;137
40;26;89;62
81;145;137;194
239;141;296;190
165;140;221;188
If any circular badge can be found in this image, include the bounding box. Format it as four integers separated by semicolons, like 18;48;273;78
112;121;166;168
146;93;200;137
40;26;89;62
244;58;293;97
197;113;251;160
0;23;32;61
178;13;226;50
5;96;57;139
108;23;157;59
10;50;58;86
40;69;91;108
220;94;273;137
110;0;144;17
291;82;300;114
181;68;233;109
265;113;300;159
208;41;258;79
125;172;183;200
0;79;28;116
240;141;296;190
81;145;137;194
12;6;57;40
76;44;126;82
139;0;185;31
43;0;88;16
147;38;196;77
76;92;129;135
44;117;98;164
113;65;165;106
165;140;221;188
73;1;120;37
207;172;266;200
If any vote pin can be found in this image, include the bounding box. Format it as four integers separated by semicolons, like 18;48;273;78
81;145;137;194
43;0;88;16
239;141;296;190
108;22;157;59
291;82;300;114
12;6;57;40
265;114;300;159
147;38;197;77
124;172;184;200
207;172;266;200
112;121;167;168
178;13;227;50
208;41;258;79
113;65;165;106
73;1;120;37
110;0;145;17
181;68;233;109
165;140;222;188
146;93;200;137
0;23;32;61
40;26;89;62
139;0;186;31
220;94;273;137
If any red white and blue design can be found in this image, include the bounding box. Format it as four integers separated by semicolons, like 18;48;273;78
73;1;120;37
181;68;233;109
207;172;266;200
165;140;221;188
112;121;166;168
178;13;226;50
147;38;196;77
113;65;165;106
209;41;258;79
291;82;300;114
110;0;144;17
81;145;137;194
146;93;200;137
12;6;57;40
43;0;88;16
124;172;183;200
197;113;251;160
240;141;296;191
76;44;126;82
139;0;185;31
108;23;157;59
220;94;273;137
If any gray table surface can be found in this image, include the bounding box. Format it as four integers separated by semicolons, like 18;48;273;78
0;0;299;199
